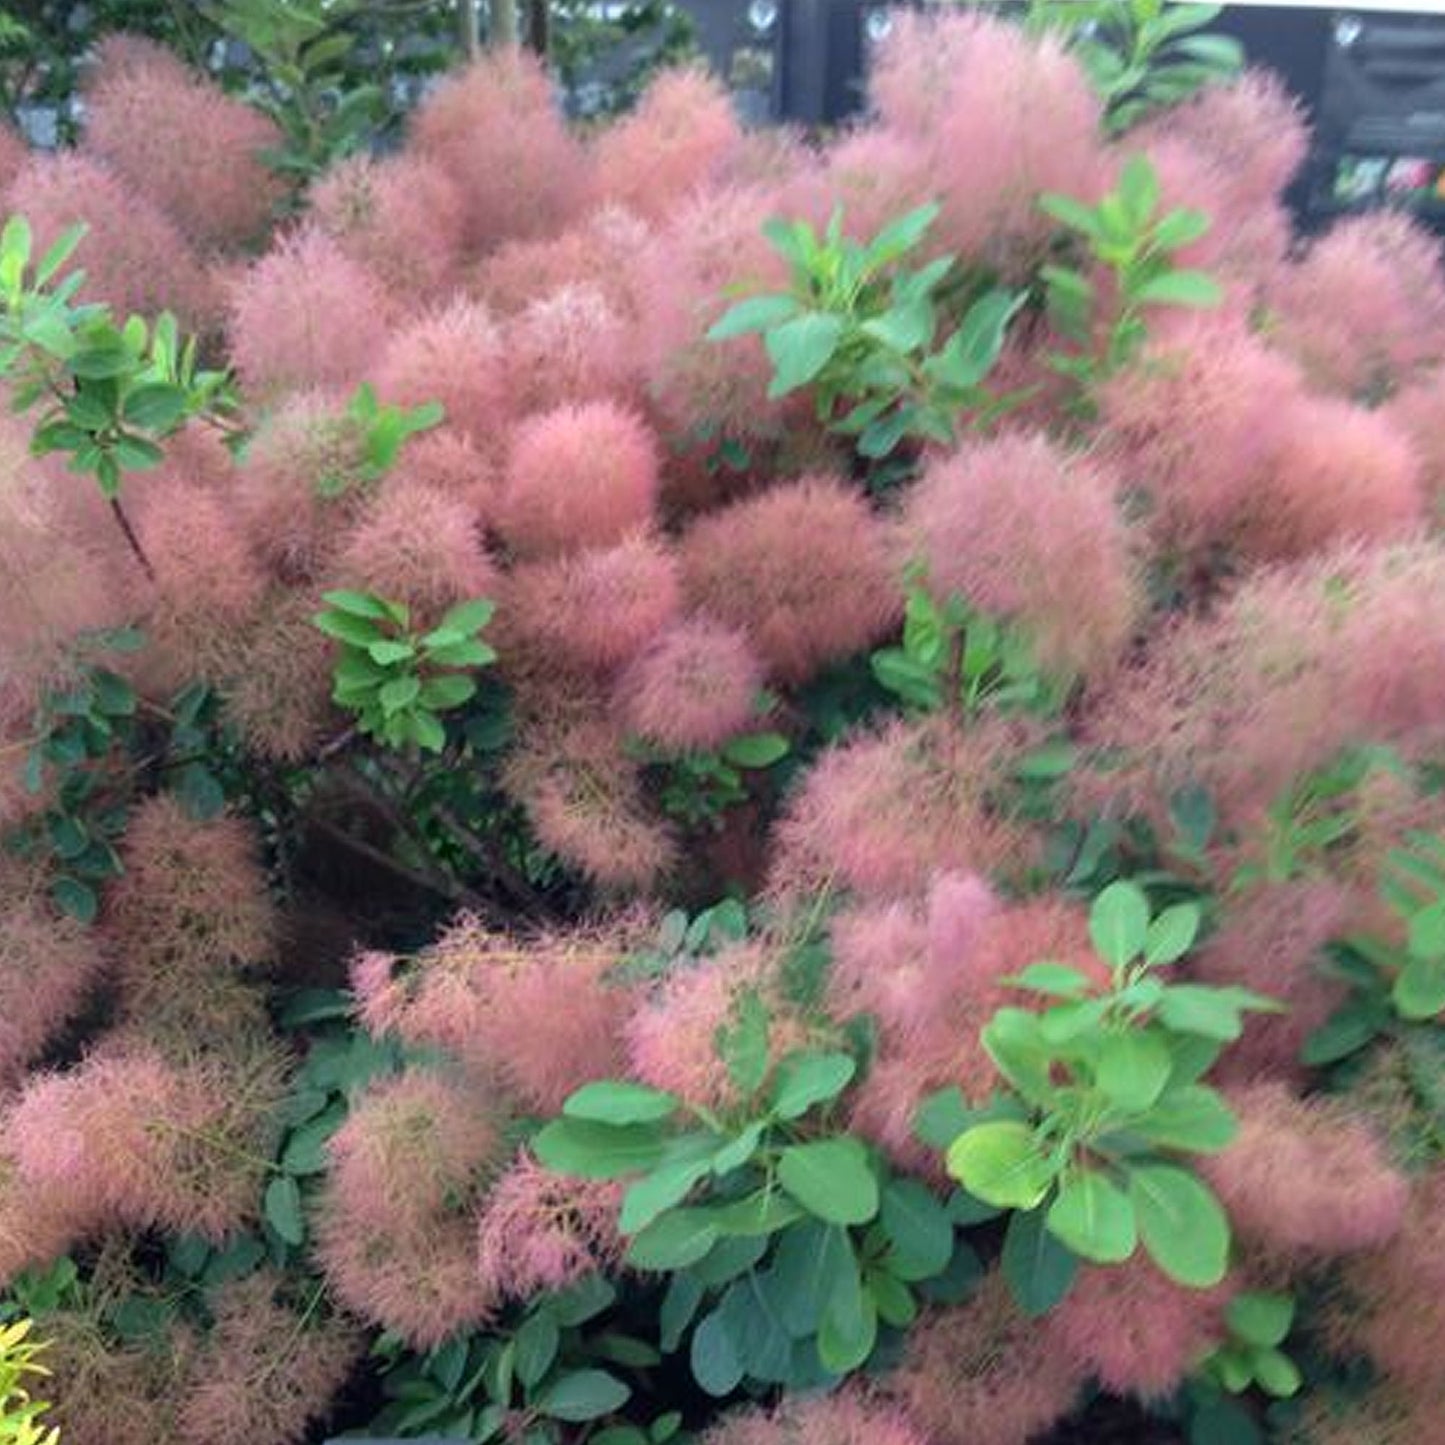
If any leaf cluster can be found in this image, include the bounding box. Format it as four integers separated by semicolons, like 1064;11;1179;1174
0;217;235;502
313;593;498;754
941;881;1278;1301
709;204;1022;471
1023;0;1244;133
370;1276;679;1444
536;1009;979;1397
317;383;445;500
871;582;1058;718
1040;156;1222;408
0;1318;59;1445
628;731;790;834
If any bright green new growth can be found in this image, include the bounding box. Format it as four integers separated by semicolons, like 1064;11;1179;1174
708;202;1022;467
1040;154;1222;411
1023;0;1244;133
317;382;445;499
312;593;498;753
536;996;976;1395
0;215;235;575
870;580;1059;718
942;880;1279;1297
0;1319;60;1445
1198;1291;1302;1400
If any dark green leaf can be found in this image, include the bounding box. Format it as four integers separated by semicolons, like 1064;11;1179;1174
536;1369;630;1422
626;1209;720;1270
514;1309;560;1389
690;1308;743;1396
880;1179;954;1281
1001;1206;1078;1316
263;1176;305;1246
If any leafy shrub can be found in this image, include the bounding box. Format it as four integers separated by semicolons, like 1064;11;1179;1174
0;7;1443;1445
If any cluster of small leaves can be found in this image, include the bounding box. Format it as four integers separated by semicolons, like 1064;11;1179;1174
871;580;1059;719
939;881;1278;1307
1199;1292;1302;1401
709;203;1023;470
1040;156;1223;411
0;217;236;506
0;1318;60;1445
313;593;498;754
623;901;751;980
368;1275;684;1444
1236;746;1407;890
628;730;789;834
10;628;145;924
1023;0;1244;133
199;0;396;192
536;1006;978;1398
317;383;444;500
261;989;411;1260
1304;830;1445;1074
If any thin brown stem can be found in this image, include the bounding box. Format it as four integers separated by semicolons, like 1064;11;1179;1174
110;498;155;582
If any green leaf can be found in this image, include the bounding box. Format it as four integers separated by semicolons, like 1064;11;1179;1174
378;674;421;716
1188;1395;1262;1445
368;638;415;667
175;762;226;821
626;1209;719;1270
1226;1292;1293;1349
765;313;845;397
1131;1084;1238;1153
533;1118;666;1179
817;1244;876;1374
1250;1345;1301;1398
720;732;789;770
1157;985;1246;1041
1008;961;1093;997
122;383;188;432
1001;1206;1078;1316
437;597;495;636
1301;1002;1389;1066
1133;269;1223;308
1393;953;1445;1020
769;1221;851;1337
690;1308;743;1396
707;294;800;340
866;201;941;265
1096;1029;1174;1111
313;610;382;646
426;637;496;669
946;1121;1053;1210
861;297;936;353
417;674;476;711
111;433;165;471
513;1310;560;1389
619;1145;716;1233
321;589;394;621
564;1080;679;1125
1129;1163;1230;1287
660;1273;704;1352
769;1052;856;1120
709;1189;803;1238
1090;880;1151;970
935;288;1023;391
913;1087;973;1149
1047;1170;1137;1264
1152;207;1211;251
263;1176;305;1246
1145;903;1200;965
52;876;98;924
718;989;770;1097
536;1370;630;1423
777;1138;879;1225
880;1179;954;1281
711;1120;765;1176
1039;191;1103;238
1118;155;1161;226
